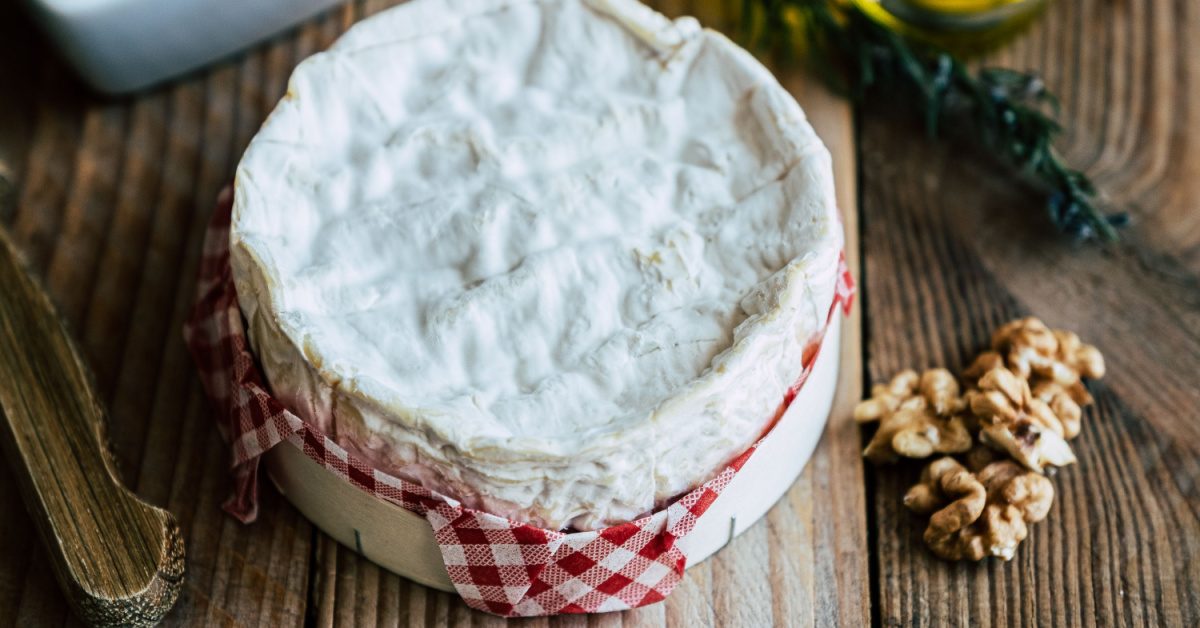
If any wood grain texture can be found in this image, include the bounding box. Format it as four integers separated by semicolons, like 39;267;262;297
0;226;185;626
0;0;1195;625
0;3;333;624
859;0;1200;625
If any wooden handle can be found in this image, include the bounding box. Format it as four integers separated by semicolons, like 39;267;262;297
0;227;184;626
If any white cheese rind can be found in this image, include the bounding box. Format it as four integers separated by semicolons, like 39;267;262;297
231;0;842;530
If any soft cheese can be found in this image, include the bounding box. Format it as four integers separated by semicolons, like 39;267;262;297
231;0;842;530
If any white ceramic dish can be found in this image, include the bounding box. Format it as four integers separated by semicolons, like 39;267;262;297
264;315;840;591
24;0;346;93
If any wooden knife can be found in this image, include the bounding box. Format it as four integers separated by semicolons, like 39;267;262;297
0;224;184;626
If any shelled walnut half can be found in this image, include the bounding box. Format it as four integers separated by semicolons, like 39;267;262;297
905;457;1054;561
968;367;1077;472
965;317;1106;440
856;369;972;464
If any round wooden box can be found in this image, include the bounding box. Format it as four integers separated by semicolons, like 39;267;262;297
264;316;841;592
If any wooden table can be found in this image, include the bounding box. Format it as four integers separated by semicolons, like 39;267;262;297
1;1;1197;625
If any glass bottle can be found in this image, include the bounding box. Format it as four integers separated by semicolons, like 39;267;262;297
850;0;1047;54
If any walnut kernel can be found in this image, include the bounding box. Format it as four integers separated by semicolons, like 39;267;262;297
853;370;918;423
858;369;972;463
968;366;1077;471
906;458;1054;561
979;421;1076;473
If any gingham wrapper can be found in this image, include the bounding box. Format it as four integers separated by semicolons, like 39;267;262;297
183;187;855;616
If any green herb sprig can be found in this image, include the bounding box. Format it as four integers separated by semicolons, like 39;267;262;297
740;0;1127;241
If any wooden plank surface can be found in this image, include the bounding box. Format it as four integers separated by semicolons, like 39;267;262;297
0;0;1195;626
859;1;1200;626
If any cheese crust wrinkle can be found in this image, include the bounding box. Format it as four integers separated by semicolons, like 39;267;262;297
231;0;842;530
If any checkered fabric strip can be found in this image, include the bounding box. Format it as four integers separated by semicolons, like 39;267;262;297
504;443;761;615
835;251;855;316
182;188;446;522
183;187;856;616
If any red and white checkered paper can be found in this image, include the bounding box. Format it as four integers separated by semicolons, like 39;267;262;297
183;187;854;616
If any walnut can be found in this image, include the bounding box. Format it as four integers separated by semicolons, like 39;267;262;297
1048;329;1106;383
853;370;918;423
858;369;972;463
978;421;1076;473
903;457;985;524
967;367;1077;472
1031;379;1088;439
906;458;1054;561
953;504;1029;561
888;413;973;461
979;317;1105;393
969;367;1064;434
977;460;1055;523
963;350;1005;382
919;367;964;415
967;320;1104;442
989;317;1057;380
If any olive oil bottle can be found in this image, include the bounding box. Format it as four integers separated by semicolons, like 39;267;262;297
850;0;1047;54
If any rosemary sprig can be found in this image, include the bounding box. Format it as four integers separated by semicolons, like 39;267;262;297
741;0;1127;241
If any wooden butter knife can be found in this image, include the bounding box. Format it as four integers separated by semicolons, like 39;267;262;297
0;226;184;626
